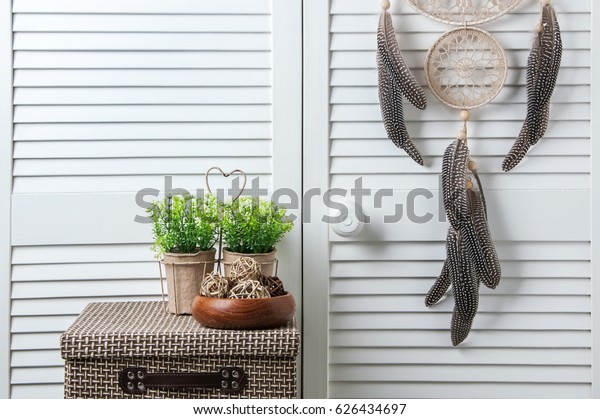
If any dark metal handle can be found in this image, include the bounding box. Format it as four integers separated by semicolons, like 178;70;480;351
119;367;247;395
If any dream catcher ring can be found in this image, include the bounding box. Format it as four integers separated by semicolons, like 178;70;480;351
406;0;523;26
425;27;508;110
376;0;562;345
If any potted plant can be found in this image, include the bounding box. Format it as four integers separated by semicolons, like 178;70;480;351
147;193;219;314
221;196;293;276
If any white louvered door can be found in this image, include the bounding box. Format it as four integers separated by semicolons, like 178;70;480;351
303;0;596;398
6;0;301;398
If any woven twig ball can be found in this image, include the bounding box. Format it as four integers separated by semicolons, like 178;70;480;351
260;275;285;297
200;272;229;298
228;279;270;299
230;257;262;283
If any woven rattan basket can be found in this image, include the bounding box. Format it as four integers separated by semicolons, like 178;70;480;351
60;301;300;399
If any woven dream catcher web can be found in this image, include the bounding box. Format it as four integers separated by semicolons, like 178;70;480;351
425;27;507;109
376;0;562;345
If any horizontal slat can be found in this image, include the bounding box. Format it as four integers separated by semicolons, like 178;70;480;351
14;122;271;140
330;277;591;296
14;51;271;69
330;261;590;279
12;244;152;264
330;120;589;140
330;13;591;33
13;140;271;159
330;103;590;122
12;279;163;299
13;157;270;176
330;330;591;348
330;242;591;261
331;173;590;191
331;68;590;86
331;85;590;105
331;138;588;157
11;333;62;350
14;33;271;51
14;105;271;123
13;174;273;194
331;312;590;331
11;367;65;385
330;347;591;366
13;14;271;33
331;156;589;174
330;382;591;399
10;190;590;245
330;32;589;51
11;315;77;333
11;350;63;367
329;365;590;383
12;193;150;246
330;295;590;313
13;0;271;14
11;296;160;317
328;190;590;242
330;0;590;14
331;50;588;70
12;262;156;281
14;69;271;87
14;87;272;105
11;384;64;399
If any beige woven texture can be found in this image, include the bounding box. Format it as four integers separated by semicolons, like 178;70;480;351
406;0;522;26
61;302;299;399
425;27;508;109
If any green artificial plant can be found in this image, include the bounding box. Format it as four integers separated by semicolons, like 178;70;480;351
222;196;293;254
147;194;219;257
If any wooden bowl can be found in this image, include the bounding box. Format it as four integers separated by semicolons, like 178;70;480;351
192;292;296;329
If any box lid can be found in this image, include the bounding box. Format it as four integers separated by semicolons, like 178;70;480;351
60;301;300;360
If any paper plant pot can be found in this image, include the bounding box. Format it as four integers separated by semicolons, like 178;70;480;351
222;248;277;277
163;248;216;315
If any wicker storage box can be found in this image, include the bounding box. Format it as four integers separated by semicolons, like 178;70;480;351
60;301;300;399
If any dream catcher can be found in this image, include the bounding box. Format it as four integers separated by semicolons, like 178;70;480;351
377;0;562;345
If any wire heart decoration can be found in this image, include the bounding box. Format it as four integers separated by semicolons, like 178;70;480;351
204;166;248;202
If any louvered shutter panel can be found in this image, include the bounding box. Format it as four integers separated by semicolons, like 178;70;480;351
9;0;305;399
327;0;592;398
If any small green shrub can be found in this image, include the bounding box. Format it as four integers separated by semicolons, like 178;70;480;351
147;194;219;257
222;196;293;254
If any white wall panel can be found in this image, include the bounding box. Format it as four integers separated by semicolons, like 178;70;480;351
324;0;593;399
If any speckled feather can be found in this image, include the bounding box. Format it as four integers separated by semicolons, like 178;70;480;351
377;11;427;110
377;50;424;165
451;302;475;347
425;260;450;307
446;227;479;322
442;140;469;231
503;4;561;172
466;188;501;289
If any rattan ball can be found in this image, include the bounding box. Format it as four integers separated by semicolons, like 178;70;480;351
260;275;285;297
229;257;262;283
228;279;271;299
200;272;229;298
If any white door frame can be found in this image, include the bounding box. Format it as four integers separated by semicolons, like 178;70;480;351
0;0;13;400
302;0;330;399
590;0;600;399
271;0;304;397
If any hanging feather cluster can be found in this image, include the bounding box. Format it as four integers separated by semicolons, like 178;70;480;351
502;2;562;172
426;139;501;345
377;9;427;165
